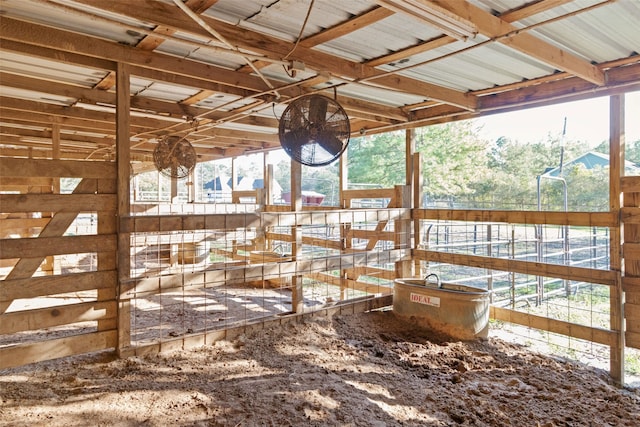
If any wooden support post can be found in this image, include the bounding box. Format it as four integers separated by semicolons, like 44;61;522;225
290;159;304;312
44;124;61;274
116;62;131;354
405;129;416;277
51;124;61;194
232;157;239;192
188;167;197;203
98;178;117;332
406;128;415;188
266;163;275;206
339;150;350;299
170;173;178;203
157;171;162;201
339;149;348;209
394;184;412;279
262;160;274;253
413;152;423;276
610;94;625;385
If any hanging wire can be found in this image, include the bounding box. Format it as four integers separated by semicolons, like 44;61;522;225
172;0;280;98
282;0;316;77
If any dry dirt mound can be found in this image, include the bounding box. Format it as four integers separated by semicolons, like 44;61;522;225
1;311;639;426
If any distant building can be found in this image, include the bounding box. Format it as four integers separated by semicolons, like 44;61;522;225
541;151;640;177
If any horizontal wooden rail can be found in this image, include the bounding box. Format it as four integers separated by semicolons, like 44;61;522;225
0;177;55;186
121;208;410;232
0;235;116;259
264;205;344;212
0;330;117;369
416;249;617;286
491;306;617;346
415;209;617;227
342;188;395;199
302;235;342;250
0;270;116;301
0;217;50;234
121;213;262;232
263;233;344;249
621;176;640;192
122;249;409;298
348;229;395;241
0;158;116;179
0;300;116;335
627;331;640;349
231;190;258;203
621;207;640;224
265;232;292;242
0;194;116;213
306;272;393;295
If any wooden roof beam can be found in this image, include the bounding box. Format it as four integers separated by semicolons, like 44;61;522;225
300;6;395;48
0;19;405;124
73;0;476;111
432;0;605;85
366;0;572;68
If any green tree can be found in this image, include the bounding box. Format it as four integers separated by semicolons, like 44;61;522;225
417;121;489;205
472;134;584;209
564;164;609;211
347;132;405;187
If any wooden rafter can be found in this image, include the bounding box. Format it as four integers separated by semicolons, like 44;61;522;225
430;0;605;85
72;0;477;110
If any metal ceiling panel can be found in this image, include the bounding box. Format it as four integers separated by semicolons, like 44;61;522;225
1;0;638;159
0;51;106;87
1;0;150;46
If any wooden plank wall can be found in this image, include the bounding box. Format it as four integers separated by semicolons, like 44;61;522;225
621;176;640;349
0;158;118;368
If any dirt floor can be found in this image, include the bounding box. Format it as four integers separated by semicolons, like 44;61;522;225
1;311;639;427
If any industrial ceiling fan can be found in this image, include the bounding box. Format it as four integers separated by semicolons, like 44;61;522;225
153;135;197;180
278;94;351;167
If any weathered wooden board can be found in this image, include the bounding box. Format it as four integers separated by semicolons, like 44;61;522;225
417;249;617;286
0;330;117;369
0;234;116;259
491;306;616;346
0;194;116;213
0;300;116;334
415;209;616;227
0;270;116;301
0;158;115;179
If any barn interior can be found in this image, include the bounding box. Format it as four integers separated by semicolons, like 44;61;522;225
1;0;640;391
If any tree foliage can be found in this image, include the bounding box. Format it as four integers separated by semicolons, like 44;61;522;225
135;120;639;210
347;132;405;187
416;122;487;202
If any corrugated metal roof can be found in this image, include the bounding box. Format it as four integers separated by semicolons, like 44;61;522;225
0;51;106;86
523;1;640;63
0;0;638;160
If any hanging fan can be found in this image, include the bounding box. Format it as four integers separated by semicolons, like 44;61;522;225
278;94;350;167
153;135;197;179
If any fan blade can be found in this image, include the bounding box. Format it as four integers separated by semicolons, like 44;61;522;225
283;128;311;147
287;101;311;129
282;128;311;160
308;96;329;125
316;131;345;156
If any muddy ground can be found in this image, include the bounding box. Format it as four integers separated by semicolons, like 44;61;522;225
1;311;639;426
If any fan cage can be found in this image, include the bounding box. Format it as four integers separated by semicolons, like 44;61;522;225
153;136;197;180
278;94;350;167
